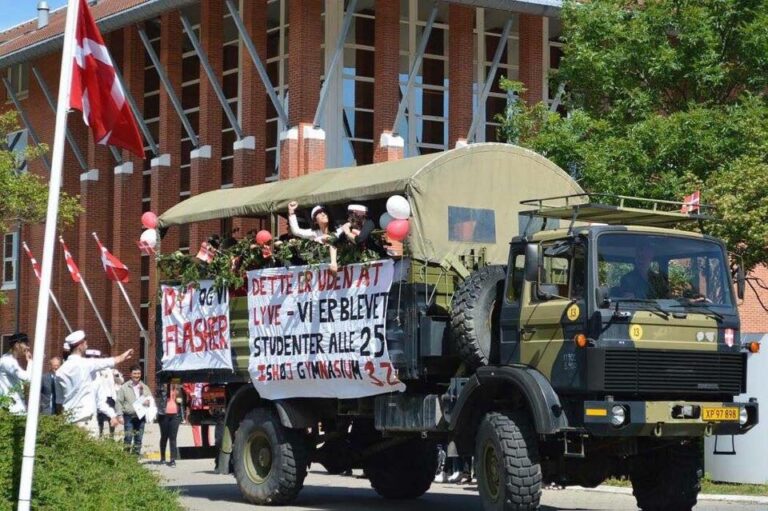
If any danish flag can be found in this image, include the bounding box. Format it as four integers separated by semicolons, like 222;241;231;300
195;242;216;263
681;190;701;214
136;240;156;256
58;237;82;283
93;234;130;283
21;242;42;281
69;0;144;157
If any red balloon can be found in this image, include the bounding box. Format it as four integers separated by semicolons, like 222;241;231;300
141;211;158;229
255;230;273;245
386;219;410;241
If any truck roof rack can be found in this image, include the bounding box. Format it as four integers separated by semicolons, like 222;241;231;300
520;193;715;232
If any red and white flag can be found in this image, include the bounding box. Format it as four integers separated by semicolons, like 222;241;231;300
94;235;130;282
681;190;701;214
195;242;216;263
136;240;156;256
21;242;42;282
69;0;144;157
58;237;82;283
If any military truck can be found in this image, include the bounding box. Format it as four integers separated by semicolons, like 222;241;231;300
156;144;759;511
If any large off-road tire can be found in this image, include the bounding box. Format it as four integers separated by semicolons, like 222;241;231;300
630;439;702;511
476;411;542;511
365;439;438;499
232;408;309;505
451;265;506;368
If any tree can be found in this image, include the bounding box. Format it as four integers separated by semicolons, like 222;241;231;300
498;0;768;270
0;111;82;303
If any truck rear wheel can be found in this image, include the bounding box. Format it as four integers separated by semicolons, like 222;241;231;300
451;265;506;368
630;439;702;511
365;439;438;499
476;411;542;511
232;408;309;505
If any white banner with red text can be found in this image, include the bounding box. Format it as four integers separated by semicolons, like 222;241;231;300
247;260;406;399
160;280;233;371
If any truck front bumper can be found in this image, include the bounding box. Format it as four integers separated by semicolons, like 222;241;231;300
583;399;759;437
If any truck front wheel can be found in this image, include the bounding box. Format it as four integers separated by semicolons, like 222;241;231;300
365;439;438;499
476;411;542;511
232;408;309;505
630;439;702;511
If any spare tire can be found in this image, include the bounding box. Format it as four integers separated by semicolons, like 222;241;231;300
451;265;506;368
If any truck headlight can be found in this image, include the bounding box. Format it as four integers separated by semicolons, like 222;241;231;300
610;405;628;427
739;407;749;426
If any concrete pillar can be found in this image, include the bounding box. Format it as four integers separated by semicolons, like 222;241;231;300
519;14;545;104
373;0;400;163
448;4;475;147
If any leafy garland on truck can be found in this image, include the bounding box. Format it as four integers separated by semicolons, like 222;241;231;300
156;234;384;290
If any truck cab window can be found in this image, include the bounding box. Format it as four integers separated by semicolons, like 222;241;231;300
538;242;585;300
505;253;525;303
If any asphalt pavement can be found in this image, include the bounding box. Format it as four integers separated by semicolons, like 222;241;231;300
141;424;766;511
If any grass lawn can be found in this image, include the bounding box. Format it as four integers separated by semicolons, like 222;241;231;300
604;476;768;496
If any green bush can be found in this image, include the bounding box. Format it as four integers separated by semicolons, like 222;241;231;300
0;411;182;511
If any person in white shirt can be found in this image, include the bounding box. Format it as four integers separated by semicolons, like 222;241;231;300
287;201;340;273
55;330;132;437
0;333;32;415
85;349;119;439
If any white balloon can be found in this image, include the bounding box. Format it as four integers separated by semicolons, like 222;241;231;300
379;212;393;229
386;195;411;220
140;228;158;248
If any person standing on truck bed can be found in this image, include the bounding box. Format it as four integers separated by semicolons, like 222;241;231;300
287;200;340;273
339;204;387;256
55;330;133;436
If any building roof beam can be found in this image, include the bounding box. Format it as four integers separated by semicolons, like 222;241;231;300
2;76;51;172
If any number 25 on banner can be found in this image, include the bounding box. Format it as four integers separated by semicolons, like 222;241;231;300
365;361;401;387
359;325;385;357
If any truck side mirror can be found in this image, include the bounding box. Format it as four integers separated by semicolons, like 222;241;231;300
597;286;611;308
524;243;539;282
735;264;745;300
537;284;559;300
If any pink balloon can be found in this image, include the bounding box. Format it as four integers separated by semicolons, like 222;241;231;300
386;219;410;242
141;211;158;229
255;230;273;245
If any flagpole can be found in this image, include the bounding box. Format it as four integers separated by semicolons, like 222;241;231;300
59;237;114;345
92;232;150;376
18;0;80;509
21;242;73;334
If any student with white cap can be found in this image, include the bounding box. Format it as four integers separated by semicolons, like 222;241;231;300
0;333;32;414
55;330;133;436
340;204;387;256
287;200;339;272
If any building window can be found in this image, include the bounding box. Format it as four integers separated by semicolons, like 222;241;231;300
221;7;240;188
399;0;450;156
180;5;201;200
5;63;29;99
5;129;28;173
339;0;375;166
2;232;18;291
474;8;519;143
266;0;289;180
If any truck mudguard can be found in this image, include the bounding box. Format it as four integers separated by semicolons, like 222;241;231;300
450;365;568;435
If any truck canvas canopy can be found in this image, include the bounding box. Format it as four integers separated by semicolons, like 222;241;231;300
158;143;584;265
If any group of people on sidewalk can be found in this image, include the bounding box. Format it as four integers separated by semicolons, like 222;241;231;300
0;330;193;467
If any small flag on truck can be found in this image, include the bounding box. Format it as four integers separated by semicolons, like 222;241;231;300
681;190;701;214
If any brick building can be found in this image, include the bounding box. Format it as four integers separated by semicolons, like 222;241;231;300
0;0;765;374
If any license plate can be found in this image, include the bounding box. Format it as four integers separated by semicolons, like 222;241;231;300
702;407;739;421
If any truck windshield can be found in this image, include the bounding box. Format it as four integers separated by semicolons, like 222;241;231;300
597;233;733;307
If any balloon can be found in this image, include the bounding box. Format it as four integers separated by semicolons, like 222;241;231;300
386;219;410;241
386;195;411;220
255;230;273;245
379;212;393;230
139;229;158;248
141;211;158;229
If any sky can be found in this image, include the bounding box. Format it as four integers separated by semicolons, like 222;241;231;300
0;1;69;32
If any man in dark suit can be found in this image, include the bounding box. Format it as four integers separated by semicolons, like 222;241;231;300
40;356;61;415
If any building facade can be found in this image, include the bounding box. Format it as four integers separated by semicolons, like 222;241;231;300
0;0;764;374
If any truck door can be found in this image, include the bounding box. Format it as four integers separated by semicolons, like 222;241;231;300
520;240;587;389
499;243;526;364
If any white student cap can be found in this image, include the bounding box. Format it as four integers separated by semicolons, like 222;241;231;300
64;330;86;347
311;205;325;219
348;204;367;214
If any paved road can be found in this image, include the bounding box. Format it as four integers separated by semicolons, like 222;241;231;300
150;459;764;511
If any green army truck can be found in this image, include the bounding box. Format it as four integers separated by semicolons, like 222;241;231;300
156;144;759;511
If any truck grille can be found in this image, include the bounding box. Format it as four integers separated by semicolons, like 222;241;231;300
603;349;745;394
